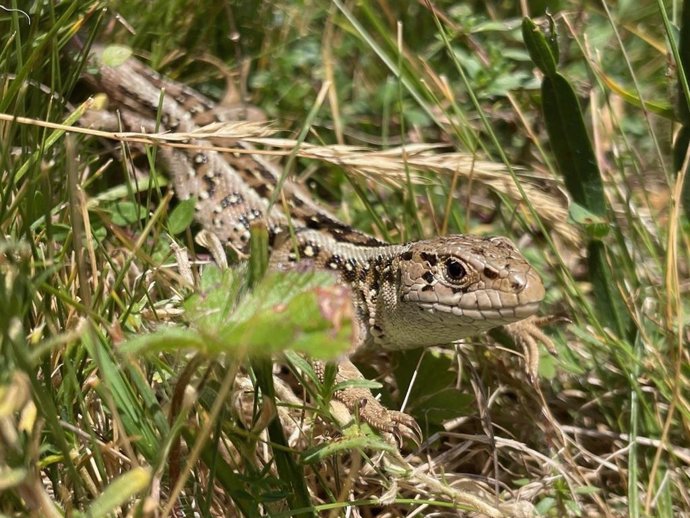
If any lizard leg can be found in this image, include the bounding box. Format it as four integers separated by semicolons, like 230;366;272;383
501;314;568;382
312;359;422;446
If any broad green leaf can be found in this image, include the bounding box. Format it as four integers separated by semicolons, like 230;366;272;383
332;378;383;393
575;485;602;495
394;349;456;399
535;497;557;514
522;17;557;77
676;1;690;216
537;349;558;380
248;222;270;286
220;274;352;358
392;349;472;426
124;268;351;359
109;201;148;226
186;265;242;328
587;242;631;338
525;19;630;338
101;44;133;67
284;350;318;383
411;388;473;424
167;198;196;235
542;73;606;218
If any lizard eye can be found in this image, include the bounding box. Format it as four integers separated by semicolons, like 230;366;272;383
444;258;466;283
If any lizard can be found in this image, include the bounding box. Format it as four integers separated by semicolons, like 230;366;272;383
82;45;551;443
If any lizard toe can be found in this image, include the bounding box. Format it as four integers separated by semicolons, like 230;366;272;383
387;410;423;447
353;398;422;447
502;313;569;380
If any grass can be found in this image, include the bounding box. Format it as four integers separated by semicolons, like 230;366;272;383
0;1;688;516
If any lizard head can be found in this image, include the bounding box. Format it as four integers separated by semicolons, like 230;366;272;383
379;235;545;348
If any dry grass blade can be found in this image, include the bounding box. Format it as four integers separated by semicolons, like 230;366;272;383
7;2;685;516
2;110;577;246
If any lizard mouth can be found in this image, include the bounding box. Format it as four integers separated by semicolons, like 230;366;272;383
408;267;545;325
416;299;541;324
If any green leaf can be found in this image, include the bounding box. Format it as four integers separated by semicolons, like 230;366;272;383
221;273;351;358
186;265;242;328
0;468;27;491
394;349;456;399
167;198;196;235
533;46;629;338
575;485;602;495
535;496;557;514
75;467;151;518
677;0;690;124
412;388;473;424
537;349;558;380
83;333;163;460
119;326;209;355
109;201;148;226
332;378;383;393
542;73;607;218
587;242;631;338
302;434;396;464
198;263;232;292
673;0;690;219
248;221;270;286
597;71;673;119
284;350;318;384
392;349;472;426
522;17;557;77
123;268;351;359
100;44;133;67
568;202;609;239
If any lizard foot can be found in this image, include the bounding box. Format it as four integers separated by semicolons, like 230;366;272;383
344;393;422;447
502;314;569;382
314;359;422;446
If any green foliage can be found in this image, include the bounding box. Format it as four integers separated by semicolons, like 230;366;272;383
674;0;690;217
523;14;630;338
0;1;688;517
73;467;152;518
109;200;149;226
302;434;397;464
394;349;474;429
122;266;351;359
167;198;196;235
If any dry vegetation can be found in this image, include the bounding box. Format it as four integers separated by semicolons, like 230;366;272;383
0;1;688;517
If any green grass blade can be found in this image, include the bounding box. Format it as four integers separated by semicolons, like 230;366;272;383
673;0;690;216
74;467;151;518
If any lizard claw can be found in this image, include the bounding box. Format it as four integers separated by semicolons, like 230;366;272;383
387;410;423;447
354;397;422;447
502;314;569;382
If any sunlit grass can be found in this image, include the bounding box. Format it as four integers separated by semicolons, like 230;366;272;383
0;1;687;516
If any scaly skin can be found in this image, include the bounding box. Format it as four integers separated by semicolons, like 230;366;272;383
83;47;549;443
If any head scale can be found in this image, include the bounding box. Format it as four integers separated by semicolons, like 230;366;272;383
378;235;544;349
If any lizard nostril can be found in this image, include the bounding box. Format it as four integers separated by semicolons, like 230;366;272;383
511;275;526;292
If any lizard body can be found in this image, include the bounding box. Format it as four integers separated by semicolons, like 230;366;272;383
84;47;547;440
